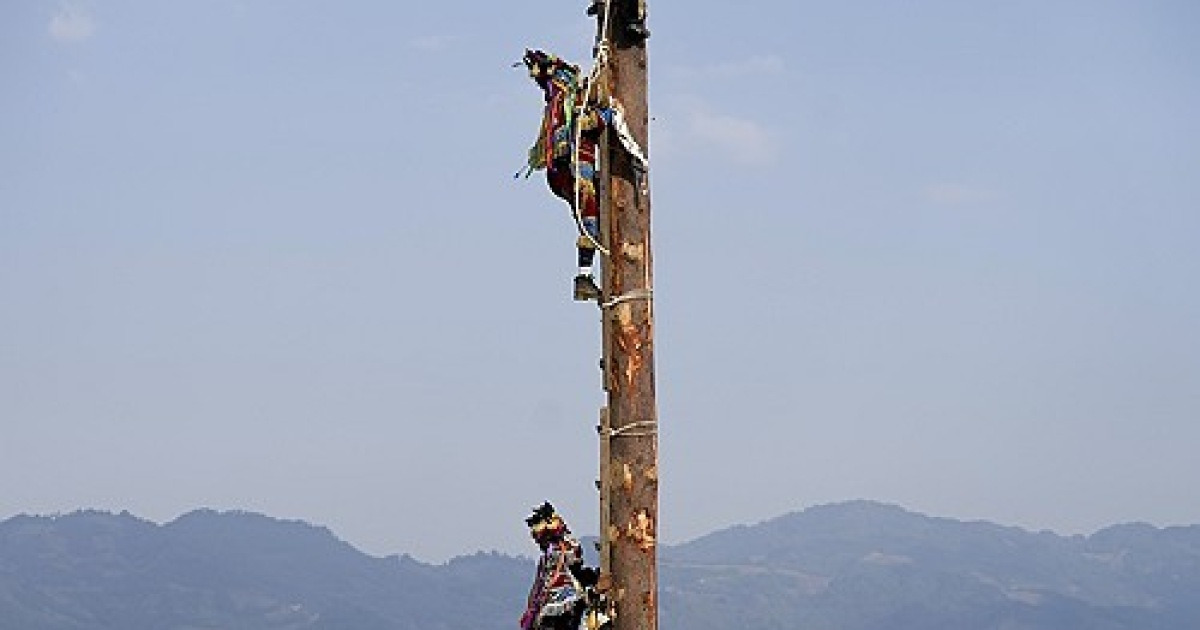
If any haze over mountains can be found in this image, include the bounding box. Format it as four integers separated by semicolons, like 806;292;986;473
2;501;1198;630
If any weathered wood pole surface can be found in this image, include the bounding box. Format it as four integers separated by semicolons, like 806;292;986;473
597;2;657;630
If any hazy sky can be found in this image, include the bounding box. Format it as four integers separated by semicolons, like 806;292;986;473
3;0;1198;562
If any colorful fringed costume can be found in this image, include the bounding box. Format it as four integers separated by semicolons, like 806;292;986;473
521;49;606;301
520;48;649;301
521;503;598;630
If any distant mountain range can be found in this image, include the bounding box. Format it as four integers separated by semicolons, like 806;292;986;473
2;501;1198;630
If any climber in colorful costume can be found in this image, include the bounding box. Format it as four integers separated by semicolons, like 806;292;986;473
520;49;649;302
520;502;599;630
521;50;606;301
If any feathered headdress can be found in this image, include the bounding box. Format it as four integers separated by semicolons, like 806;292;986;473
526;501;570;543
518;49;584;177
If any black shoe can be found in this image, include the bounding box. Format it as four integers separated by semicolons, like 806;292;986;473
586;1;604;16
574;274;601;301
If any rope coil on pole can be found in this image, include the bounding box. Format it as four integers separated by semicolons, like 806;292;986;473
605;420;657;439
601;288;653;310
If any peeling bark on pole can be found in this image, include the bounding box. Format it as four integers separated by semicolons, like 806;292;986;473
596;3;657;630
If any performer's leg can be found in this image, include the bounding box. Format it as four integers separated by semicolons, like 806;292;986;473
574;227;601;302
573;169;602;302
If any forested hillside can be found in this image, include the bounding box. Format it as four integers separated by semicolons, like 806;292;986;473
3;502;1198;630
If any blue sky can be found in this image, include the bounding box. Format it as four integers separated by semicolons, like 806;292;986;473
3;0;1198;562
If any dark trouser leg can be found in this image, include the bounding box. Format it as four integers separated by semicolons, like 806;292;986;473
574;217;601;301
539;605;585;630
577;216;600;271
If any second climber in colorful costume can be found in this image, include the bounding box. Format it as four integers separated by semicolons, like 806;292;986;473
520;502;599;630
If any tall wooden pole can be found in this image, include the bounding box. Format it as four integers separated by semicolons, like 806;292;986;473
595;3;657;630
